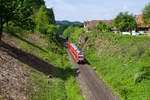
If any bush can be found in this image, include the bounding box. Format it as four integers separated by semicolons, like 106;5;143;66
94;22;112;32
63;26;79;40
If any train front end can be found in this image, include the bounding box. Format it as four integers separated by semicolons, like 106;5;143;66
67;42;85;63
77;51;85;63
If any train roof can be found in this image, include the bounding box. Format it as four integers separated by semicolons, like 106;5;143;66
69;42;83;55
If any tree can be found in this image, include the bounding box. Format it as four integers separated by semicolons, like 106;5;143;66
95;22;112;32
114;12;137;33
27;0;45;10
0;0;34;41
35;5;50;33
63;26;74;39
47;24;58;43
47;24;60;52
63;26;79;40
47;8;56;25
0;0;17;40
13;0;34;30
142;3;150;27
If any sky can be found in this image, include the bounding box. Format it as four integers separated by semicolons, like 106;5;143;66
44;0;149;22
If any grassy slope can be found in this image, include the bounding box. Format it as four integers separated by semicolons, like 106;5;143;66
12;33;84;100
82;32;150;100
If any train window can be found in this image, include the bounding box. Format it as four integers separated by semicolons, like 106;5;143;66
79;56;83;59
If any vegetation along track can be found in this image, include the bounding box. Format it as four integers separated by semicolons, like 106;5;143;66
67;50;119;100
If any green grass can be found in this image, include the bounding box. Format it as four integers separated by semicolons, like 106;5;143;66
12;33;84;100
82;32;150;100
63;24;150;99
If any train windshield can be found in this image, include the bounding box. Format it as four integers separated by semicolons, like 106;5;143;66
78;55;83;59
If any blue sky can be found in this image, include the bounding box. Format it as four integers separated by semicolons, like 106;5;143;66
44;0;149;22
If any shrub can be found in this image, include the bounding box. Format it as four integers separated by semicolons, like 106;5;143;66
95;22;112;32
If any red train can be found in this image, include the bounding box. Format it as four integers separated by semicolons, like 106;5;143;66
67;42;85;63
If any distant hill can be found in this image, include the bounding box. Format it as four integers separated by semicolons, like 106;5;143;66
56;20;83;27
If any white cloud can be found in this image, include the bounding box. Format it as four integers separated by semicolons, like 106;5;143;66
122;5;127;11
45;0;117;21
45;0;78;20
44;0;148;22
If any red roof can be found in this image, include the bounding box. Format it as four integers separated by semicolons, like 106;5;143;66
137;14;142;24
84;15;149;28
84;20;113;27
137;14;148;28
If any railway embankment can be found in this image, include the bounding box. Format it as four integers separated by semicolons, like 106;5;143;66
64;26;150;100
82;33;150;100
0;33;84;100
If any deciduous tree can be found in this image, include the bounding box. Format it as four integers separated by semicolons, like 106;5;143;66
47;24;60;52
0;0;17;40
35;5;50;33
114;12;137;33
142;3;150;27
63;26;79;40
47;8;56;25
0;0;34;41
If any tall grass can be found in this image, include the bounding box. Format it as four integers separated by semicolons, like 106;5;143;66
82;32;150;100
12;33;84;100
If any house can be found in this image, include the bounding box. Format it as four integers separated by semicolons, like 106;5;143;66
84;20;113;28
84;15;150;35
136;14;150;34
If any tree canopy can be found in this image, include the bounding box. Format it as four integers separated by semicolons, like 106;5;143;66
47;24;59;52
142;3;150;27
0;0;56;41
63;26;79;39
47;8;56;25
0;0;34;40
13;0;34;30
114;12;137;32
26;0;45;10
0;0;59;53
35;5;50;33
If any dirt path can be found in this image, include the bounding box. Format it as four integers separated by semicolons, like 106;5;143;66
0;34;32;100
67;50;119;100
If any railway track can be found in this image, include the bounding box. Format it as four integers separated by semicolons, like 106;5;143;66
67;50;119;100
